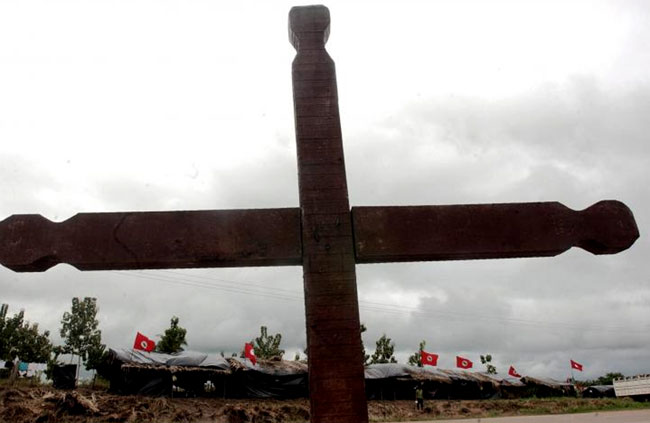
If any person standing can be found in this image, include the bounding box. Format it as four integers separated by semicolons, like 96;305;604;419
415;383;424;410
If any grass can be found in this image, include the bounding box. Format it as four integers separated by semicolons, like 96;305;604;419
0;377;46;388
376;397;650;422
546;397;650;414
479;397;650;419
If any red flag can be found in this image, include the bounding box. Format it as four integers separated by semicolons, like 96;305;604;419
420;350;439;367
456;356;473;369
244;342;257;365
508;366;522;378
133;332;155;352
570;359;583;371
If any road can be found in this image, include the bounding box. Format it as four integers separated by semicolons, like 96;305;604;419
395;409;650;423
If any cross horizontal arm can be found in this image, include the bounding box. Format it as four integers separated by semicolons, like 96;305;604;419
0;208;302;272
352;200;639;263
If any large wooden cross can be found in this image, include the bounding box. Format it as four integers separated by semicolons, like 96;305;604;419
0;5;639;423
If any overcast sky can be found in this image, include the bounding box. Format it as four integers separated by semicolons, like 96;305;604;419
1;0;648;381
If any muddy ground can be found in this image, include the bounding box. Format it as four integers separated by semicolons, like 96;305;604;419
0;385;644;423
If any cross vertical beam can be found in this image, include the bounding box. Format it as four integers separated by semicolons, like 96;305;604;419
290;6;368;423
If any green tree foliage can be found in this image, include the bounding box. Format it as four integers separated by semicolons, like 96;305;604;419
0;303;53;362
251;326;284;359
596;372;625;385
60;297;106;371
370;334;397;364
480;354;497;374
579;372;626;386
156;316;188;353
360;323;370;365
407;340;426;367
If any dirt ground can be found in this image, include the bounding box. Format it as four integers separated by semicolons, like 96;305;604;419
0;385;644;423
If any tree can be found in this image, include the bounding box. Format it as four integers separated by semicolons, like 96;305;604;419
0;303;53;363
250;326;284;359
60;297;105;371
579;372;625;386
480;354;497;374
85;344;109;373
360;323;370;366
370;334;397;364
596;372;624;385
156;316;187;353
408;340;426;367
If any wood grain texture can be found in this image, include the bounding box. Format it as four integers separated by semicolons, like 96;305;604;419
0;208;302;272
353;200;639;263
290;5;369;423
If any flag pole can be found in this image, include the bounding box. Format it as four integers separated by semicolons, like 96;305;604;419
130;333;136;362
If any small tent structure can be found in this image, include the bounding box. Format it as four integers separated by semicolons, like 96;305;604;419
521;376;577;398
582;384;615;398
365;364;528;400
107;349;230;396
228;357;308;399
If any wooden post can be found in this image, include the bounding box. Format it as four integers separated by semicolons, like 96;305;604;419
290;6;368;423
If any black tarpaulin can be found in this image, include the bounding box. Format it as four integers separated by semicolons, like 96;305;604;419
228;357;308;398
52;364;77;389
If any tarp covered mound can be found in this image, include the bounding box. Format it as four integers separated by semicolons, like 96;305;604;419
498;376;527;399
364;363;410;379
107;349;231;396
408;366;454;383
435;369;498;399
110;348;230;369
364;363;418;400
107;349;307;398
227;357;308;399
227;356;307;376
521;376;577;398
364;364;532;400
365;364;458;400
583;385;615;398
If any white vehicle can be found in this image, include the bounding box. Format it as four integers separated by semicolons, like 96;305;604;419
613;374;650;400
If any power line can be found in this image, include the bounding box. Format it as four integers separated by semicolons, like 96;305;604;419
112;269;649;334
114;271;301;302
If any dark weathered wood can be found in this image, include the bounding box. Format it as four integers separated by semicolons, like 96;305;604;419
0;208;302;272
290;6;368;423
352;200;639;263
3;200;636;273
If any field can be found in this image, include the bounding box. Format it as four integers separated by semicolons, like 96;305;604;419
1;384;650;423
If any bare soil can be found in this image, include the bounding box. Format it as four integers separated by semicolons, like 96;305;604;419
0;385;646;423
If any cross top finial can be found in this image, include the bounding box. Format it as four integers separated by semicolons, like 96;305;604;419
289;5;330;50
